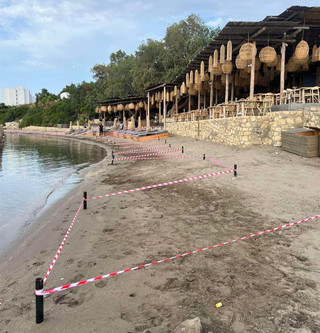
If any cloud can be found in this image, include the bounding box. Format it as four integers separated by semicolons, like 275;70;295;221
206;17;224;27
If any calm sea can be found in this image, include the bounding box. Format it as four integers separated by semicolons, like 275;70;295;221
0;134;106;253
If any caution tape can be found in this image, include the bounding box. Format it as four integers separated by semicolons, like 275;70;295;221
36;214;319;295
43;202;83;285
113;145;170;155
86;169;233;201
114;149;181;160
113;154;235;171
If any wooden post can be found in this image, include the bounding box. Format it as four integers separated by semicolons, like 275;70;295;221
209;81;214;107
163;86;166;129
231;81;234;102
215;89;218;105
188;94;191;112
249;42;256;98
159;100;162;123
146;92;151;132
225;74;229;103
203;94;206;109
197;90;201;110
175;96;178;114
280;42;286;95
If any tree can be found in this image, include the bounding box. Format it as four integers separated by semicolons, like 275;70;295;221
131;39;166;95
163;14;220;81
91;50;136;99
35;88;58;105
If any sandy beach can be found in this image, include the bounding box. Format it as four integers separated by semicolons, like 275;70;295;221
0;134;319;333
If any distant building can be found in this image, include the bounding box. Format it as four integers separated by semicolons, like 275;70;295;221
1;86;33;106
60;92;70;100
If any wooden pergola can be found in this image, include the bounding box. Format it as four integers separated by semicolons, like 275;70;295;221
166;6;320;116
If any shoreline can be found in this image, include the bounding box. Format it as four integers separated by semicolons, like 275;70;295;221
0;132;111;261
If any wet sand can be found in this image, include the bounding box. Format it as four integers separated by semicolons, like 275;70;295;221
0;135;319;333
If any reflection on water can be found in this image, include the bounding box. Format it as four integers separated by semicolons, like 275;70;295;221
0;134;106;253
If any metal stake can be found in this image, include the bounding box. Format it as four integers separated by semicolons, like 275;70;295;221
234;164;237;177
83;192;87;210
35;278;44;324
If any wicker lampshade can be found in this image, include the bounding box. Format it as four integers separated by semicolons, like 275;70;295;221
208;56;213;72
190;71;194;84
138;101;144;108
117;104;124;111
239;43;257;60
129;103;135;109
236;55;248;69
180;82;187;95
107;105;112;113
212;63;222;75
221;60;233;74
294;40;309;60
186;73;190;87
213;50;219;68
227;40;232;61
195;70;200;84
200;61;205;80
312;45;318;62
220;45;226;64
259;46;277;64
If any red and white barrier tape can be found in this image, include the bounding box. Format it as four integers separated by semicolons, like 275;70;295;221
36;214;319;295
114;154;235;171
86;169;233;201
43;202;83;285
113;145;170;155
114;149;181;160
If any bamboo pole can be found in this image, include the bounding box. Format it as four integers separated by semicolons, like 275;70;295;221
280;42;286;95
225;74;229;103
175;96;178;114
209;81;213;107
158;100;162;123
249;42;256;98
231;81;234;102
146;92;151;133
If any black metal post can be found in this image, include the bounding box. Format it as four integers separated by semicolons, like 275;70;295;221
112;151;114;159
182;146;184;154
234;164;237;177
83;192;87;210
203;154;206;160
35;278;44;324
165;139;167;144
169;144;171;148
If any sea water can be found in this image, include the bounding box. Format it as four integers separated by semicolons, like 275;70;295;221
0;134;106;253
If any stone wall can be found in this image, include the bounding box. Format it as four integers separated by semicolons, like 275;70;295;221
304;108;320;129
166;111;308;147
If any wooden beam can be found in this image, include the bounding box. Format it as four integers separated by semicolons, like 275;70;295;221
249;42;256;98
280;42;286;95
146;92;151;132
225;74;229;103
209;81;213;107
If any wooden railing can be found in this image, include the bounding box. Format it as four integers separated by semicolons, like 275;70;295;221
169;86;320;122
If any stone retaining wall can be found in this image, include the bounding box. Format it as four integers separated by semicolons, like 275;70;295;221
166;111;312;147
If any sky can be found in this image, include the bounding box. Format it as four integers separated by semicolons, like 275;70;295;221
1;0;319;101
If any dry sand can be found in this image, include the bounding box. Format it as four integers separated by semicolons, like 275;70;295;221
0;135;319;333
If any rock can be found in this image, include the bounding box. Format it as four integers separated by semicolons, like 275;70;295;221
174;317;201;333
143;330;152;333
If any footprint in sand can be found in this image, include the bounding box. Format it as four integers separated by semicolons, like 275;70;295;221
95;280;107;288
103;228;114;233
32;261;44;267
53;291;92;308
